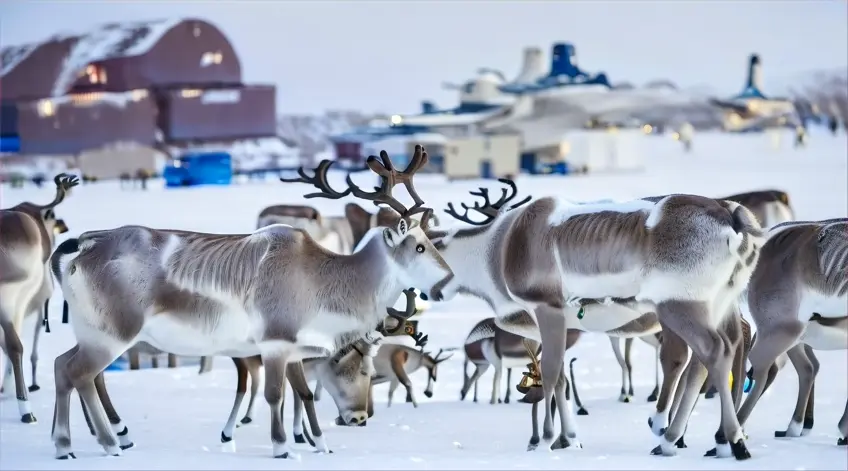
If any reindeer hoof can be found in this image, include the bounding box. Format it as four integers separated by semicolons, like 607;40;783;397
675;437;687;449
498;398;503;404
577;407;589;416
120;442;134;450
504;398;510;404
803;417;814;430
837;437;847;446
239;416;252;425
28;384;40;392
21;413;36;424
730;440;751;460
527;440;539;452
619;394;632;403
550;435;568;450
56;452;77;460
705;447;717;457
294;434;306;444
221;432;233;443
647;393;658;402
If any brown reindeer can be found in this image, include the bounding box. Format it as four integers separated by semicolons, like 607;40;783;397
0;173;78;423
368;344;454;407
731;219;847;450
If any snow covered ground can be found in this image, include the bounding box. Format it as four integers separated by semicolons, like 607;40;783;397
1;131;846;470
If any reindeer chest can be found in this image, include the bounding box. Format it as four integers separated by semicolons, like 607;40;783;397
295;311;367;352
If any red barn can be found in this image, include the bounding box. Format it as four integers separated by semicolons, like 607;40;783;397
0;18;278;179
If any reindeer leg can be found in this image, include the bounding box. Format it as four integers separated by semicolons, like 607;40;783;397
389;350;417;407
775;343;816;438
0;315;35;423
387;379;399;407
533;305;573;451
198;356;214;374
648;327;689;438
505;368;512;404
288;362;329;453
291;391;314;446
646;335;661;402
93;371;133;450
240;358;262;425
462;363;488;402
491;363;503;405
79;392;96;436
221;358;249;447
736;320;805;432
802;345;818;433
313;379;323;402
29;301;46;392
838;396;848;446
551;365;580;449
654;301;748;459
610;337;631;403
262;354;298;460
55;343;126;458
624;337;635;400
528;401;541;451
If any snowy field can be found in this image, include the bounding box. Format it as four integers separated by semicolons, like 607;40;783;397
1;131;846;470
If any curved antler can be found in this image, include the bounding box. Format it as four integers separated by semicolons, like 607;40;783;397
444;178;531;226
39;173;80;210
279;160;351;199
282;145;432;225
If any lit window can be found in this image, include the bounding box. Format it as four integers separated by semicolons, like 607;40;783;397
98;68;108;84
38;100;55;117
200;51;223;67
129;89;148;102
181;89;202;98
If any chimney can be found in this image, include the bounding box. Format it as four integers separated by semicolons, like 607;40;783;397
514;46;545;84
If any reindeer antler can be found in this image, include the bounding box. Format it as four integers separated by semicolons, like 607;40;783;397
383;289;418;334
39;173;80;210
432;347;456;363
282;145;433;227
444;178;531;226
279;160;351;199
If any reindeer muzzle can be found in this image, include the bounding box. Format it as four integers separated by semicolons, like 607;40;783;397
55;219;69;234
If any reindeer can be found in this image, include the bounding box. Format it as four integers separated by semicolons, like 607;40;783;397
721;189;794;229
47;145;458;460
0;174;78;423
730;218;847;448
218;298;426;445
367;343;454;408
428;179;764;459
219;337;381;454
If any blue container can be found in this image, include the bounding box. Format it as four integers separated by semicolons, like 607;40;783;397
164;152;232;188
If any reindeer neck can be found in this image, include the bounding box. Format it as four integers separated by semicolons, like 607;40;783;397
329;228;402;309
443;213;518;311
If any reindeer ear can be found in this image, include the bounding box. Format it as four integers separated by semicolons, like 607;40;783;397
396;218;409;236
383;228;398;248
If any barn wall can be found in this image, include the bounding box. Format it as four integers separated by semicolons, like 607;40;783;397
18;92;157;155
160;85;276;142
1;102;19;136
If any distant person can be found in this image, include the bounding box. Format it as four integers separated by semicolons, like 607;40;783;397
794;125;807;148
678;122;694;152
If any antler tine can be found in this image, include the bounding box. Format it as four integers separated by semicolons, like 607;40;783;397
397;145;429;212
444;202;490;226
280;160;352;200
384;289;418;334
41;173;79;210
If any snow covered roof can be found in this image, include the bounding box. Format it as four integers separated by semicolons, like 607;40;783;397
1;18;181;96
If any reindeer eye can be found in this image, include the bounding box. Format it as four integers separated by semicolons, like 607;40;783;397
416;244;425;253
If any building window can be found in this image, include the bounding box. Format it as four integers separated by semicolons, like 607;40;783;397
200;51;223;67
181;89;202;98
85;64;107;84
37;99;55;117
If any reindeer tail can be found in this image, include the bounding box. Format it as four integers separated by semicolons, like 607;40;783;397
569;357;587;415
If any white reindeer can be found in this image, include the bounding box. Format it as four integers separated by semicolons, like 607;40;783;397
47;146;458;460
0;174;78;423
428;179;764;460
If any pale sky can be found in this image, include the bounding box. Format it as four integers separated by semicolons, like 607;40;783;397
2;1;846;114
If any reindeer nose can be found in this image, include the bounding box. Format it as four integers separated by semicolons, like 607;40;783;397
348;412;368;425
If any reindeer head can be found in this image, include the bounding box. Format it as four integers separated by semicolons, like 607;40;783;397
313;337;380;426
10;173;79;241
421;348;455;398
281;145;456;302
